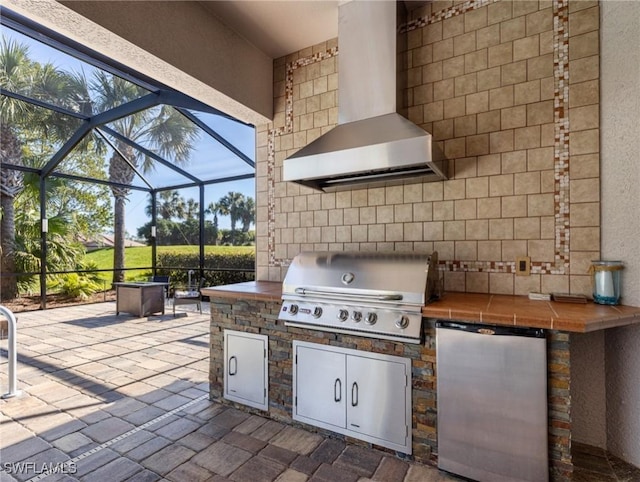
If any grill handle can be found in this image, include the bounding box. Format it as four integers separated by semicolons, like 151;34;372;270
294;288;403;301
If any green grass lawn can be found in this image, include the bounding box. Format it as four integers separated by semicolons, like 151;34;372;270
84;245;254;282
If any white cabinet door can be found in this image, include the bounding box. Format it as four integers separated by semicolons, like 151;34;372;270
224;330;268;411
346;354;409;448
293;340;411;454
294;344;346;429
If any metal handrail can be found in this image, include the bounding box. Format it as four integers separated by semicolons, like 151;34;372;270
0;305;21;399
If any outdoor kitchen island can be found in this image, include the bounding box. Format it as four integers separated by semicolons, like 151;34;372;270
202;281;640;481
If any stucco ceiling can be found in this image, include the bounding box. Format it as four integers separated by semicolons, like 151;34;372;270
199;1;339;59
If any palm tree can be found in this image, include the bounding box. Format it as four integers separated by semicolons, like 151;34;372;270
1;40;82;299
146;190;186;220
185;198;199;221
1;40;31;300
238;196;255;232
206;201;221;245
156;190;185;221
0;122;23;300
87;72;198;281
218;191;244;245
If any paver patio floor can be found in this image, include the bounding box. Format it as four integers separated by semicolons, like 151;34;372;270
0;302;460;482
2;302;638;481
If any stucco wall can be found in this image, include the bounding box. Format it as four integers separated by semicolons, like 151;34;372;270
601;0;640;468
4;0;272;125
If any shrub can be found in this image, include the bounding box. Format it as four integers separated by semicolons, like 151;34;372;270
157;248;255;288
51;273;102;300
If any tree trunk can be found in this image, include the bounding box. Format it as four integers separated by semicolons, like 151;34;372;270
113;195;126;283
108;147;135;284
0;124;22;301
0;193;17;300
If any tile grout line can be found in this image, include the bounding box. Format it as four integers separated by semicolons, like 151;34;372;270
24;393;209;482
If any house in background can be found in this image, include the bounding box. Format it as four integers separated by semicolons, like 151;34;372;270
4;0;638;470
80;234;145;252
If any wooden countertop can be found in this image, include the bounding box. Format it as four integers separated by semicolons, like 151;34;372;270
202;281;640;333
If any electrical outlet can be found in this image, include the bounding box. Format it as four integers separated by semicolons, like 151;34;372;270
516;256;531;276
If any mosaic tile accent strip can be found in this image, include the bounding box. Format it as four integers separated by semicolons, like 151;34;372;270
267;47;338;267
266;0;571;277
552;0;571;276
401;0;499;33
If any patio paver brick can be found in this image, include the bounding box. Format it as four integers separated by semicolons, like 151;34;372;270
289;456;321;476
191;441;253;476
229;455;286;482
103;398;149;418
308;462;359;482
51;432;96;454
210;407;251;429
73;448;120;477
122;405;165;425
333;445;383;478
372;456;410;482
82;457;144;482
310;438;345;464
122;469;162;482
126;436;172;462
12;447;69;482
233;414;268;435
140;444;196;476
39;418;88;443
195;421;231;440
273;469;309;482
165;461;216;482
154;417;201;441
270;427;323;456
109;430;156;455
221;431;268;454
1;436;52;464
80;417;135;443
135;388;172;405
175;431;216;452
259;444;299;466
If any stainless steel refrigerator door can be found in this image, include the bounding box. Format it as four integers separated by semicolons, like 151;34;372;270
437;325;548;482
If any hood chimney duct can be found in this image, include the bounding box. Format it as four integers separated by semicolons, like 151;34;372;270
283;0;447;192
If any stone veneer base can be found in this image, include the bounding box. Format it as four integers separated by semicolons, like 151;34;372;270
209;297;572;480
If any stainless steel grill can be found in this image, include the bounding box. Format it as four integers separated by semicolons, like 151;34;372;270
279;251;439;344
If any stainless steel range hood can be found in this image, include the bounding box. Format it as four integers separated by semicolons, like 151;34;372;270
283;1;447;192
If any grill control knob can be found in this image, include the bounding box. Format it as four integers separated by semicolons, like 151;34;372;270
352;311;362;322
365;313;377;325
338;309;349;322
289;304;299;315
313;307;323;319
395;315;409;329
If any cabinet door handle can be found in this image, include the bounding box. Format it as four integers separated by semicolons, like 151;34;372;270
334;378;342;402
228;356;237;376
351;382;358;407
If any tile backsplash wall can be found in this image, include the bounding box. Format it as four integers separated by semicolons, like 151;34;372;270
255;0;600;296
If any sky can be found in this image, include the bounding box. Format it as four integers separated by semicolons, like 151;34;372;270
3;25;256;235
124;178;256;236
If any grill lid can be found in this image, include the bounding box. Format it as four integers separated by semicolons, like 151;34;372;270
282;251;437;308
280;251;439;344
